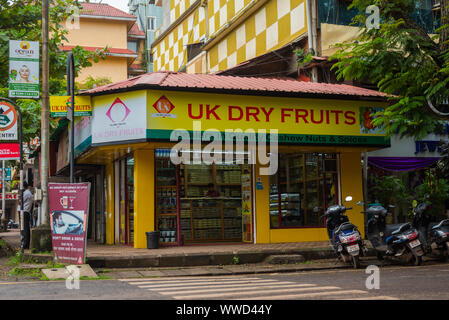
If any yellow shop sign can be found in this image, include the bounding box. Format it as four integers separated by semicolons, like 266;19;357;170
146;90;389;147
50;96;92;118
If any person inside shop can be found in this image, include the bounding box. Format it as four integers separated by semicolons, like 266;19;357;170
206;183;220;198
20;181;33;252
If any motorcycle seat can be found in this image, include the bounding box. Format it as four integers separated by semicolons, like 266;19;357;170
432;219;449;230
384;223;411;237
334;222;356;234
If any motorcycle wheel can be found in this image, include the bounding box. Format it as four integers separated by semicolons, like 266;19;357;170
376;252;384;261
352;255;360;269
440;248;449;262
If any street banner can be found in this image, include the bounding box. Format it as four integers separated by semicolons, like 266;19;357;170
50;96;92;117
49;183;90;264
0;143;20;160
0;100;18;141
0;168;12;181
0;193;18;200
9;40;40;99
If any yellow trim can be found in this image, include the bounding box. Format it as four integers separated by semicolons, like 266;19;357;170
133;148;156;248
105;162;115;245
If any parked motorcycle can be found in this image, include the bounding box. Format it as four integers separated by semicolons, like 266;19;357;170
412;201;449;261
429;219;449;261
7;219;18;229
316;196;366;269
363;204;424;266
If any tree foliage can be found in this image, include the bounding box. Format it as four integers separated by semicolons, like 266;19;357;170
331;0;449;139
0;0;107;145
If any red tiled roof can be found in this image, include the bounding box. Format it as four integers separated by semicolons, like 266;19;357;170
129;23;145;37
80;2;136;19
59;45;137;56
83;71;389;100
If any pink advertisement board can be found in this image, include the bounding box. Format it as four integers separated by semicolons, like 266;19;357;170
48;183;90;264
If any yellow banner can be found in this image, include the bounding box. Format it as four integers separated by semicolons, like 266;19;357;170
50;96;92;117
146;90;388;146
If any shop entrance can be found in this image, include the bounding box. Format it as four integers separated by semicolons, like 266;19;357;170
155;149;253;245
115;156;134;245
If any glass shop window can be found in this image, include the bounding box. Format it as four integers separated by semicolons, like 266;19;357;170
269;153;339;228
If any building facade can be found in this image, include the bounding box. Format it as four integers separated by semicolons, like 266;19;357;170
151;0;308;74
128;0;164;72
66;71;390;248
60;2;141;84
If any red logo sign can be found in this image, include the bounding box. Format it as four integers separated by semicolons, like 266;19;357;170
152;96;175;117
106;98;131;123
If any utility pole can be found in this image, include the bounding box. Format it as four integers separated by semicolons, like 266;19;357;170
41;0;50;225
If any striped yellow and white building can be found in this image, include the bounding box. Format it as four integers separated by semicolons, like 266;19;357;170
152;0;307;74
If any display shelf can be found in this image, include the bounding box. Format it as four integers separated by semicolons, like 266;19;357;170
180;163;245;243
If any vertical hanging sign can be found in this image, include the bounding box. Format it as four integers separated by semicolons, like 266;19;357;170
9;40;40;99
49;183;90;264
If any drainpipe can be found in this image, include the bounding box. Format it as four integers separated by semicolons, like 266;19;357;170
306;0;318;82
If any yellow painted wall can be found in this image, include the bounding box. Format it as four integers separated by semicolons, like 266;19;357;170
133;148;156;248
339;151;365;237
208;0;307;72
63;19;128;49
76;56;128;84
105;162;115;245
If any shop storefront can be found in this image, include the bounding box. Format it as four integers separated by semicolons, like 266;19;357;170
74;72;389;248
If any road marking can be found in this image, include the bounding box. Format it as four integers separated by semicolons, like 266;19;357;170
138;280;299;290
172;286;341;299
242;290;368;300
118;276;248;282
157;283;316;295
130;278;278;287
342;296;399;300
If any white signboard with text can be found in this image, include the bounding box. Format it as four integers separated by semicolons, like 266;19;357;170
91;91;147;145
9;40;40;99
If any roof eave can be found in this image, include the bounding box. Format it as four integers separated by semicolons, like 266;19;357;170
81;84;390;102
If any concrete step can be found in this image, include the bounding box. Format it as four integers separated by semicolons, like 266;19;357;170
263;254;305;264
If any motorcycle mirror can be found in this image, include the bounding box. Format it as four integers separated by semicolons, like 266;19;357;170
344;196;353;202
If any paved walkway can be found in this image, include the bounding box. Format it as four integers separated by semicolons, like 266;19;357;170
0;230;360;270
0;229;333;256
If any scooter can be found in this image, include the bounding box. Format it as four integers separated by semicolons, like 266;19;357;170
428;219;449;261
412;201;449;261
7;219;18;229
363;204;424;266
316;196;366;269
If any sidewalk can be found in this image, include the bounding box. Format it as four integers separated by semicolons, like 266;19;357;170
0;230;375;274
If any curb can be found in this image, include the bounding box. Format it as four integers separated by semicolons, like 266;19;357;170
86;248;377;269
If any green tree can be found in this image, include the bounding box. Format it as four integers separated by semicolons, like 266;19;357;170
331;0;449;139
0;0;108;145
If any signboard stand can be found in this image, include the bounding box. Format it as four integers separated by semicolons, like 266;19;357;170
67;52;75;184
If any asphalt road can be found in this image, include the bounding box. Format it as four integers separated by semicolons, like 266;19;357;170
0;262;448;301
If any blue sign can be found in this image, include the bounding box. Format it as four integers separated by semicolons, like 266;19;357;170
414;140;442;155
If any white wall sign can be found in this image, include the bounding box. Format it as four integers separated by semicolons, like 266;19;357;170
91;91;147;145
9;40;40;99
